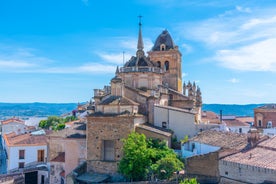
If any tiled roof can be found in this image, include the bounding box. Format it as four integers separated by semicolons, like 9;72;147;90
255;104;276;109
4;132;47;147
1;118;25;125
201;111;221;124
99;96;139;106
190;130;248;150
137;123;172;137
51;152;65;162
258;136;276;150
236;116;254;124
222;137;276;170
224;119;250;127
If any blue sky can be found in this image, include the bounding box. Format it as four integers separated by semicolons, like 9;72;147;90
1;0;276;104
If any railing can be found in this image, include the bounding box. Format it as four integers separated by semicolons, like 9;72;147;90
8;161;48;174
120;67;163;73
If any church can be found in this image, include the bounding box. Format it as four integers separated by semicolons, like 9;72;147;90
85;20;202;177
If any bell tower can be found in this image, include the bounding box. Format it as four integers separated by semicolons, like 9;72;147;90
148;30;182;92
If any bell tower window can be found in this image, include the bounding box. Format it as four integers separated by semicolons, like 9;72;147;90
160;44;166;51
165;61;169;71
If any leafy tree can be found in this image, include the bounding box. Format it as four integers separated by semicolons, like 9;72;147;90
118;132;151;181
38;115;77;131
152;154;184;180
119;132;184;181
180;178;199;184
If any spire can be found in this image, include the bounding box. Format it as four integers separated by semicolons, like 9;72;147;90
116;66;119;75
137;15;144;51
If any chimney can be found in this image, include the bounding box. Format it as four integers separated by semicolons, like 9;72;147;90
247;128;260;147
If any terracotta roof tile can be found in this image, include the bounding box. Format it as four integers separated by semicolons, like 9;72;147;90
190;130;248;150
4;132;47;147
51;152;65;162
1;118;25;125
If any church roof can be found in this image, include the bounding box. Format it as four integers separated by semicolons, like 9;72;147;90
98;96;138;106
152;30;175;51
124;55;155;67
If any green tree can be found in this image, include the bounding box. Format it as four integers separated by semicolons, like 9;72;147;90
38;115;76;131
118;132;151;181
152;154;184;180
119;133;184;181
180;178;199;184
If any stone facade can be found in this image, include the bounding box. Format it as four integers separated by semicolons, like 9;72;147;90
254;104;276;128
87;115;145;174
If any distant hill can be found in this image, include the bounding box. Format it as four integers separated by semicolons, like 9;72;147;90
0;102;77;119
202;104;264;117
0;102;264;120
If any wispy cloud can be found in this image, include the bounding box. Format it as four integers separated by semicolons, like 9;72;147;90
227;78;239;83
177;7;276;72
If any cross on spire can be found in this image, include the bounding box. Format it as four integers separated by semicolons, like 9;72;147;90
137;15;144;51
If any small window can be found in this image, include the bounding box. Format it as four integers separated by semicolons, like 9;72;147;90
192;143;195;150
37;150;45;162
239;128;242;133
160;44;166;51
103;140;115;161
19;162;24;168
225;171;228;175
258;120;262;127
162;122;167;128
19;150;25;159
165;61;169;71
267;121;272;128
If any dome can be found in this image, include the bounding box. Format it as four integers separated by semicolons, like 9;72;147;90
152;30;175;51
124;55;154;67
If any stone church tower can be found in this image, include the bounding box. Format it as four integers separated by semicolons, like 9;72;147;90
148;30;182;92
85;20;203;177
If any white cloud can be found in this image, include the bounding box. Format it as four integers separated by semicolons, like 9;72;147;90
177;7;276;72
215;38;276;72
181;43;193;53
236;6;251;13
227;78;239;83
0;60;36;68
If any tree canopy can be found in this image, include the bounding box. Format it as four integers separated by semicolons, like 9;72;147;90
118;132;184;181
39;115;77;130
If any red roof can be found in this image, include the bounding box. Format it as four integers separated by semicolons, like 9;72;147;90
51;152;65;162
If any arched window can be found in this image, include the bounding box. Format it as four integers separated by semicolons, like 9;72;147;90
157;61;161;68
258;120;262;127
165;61;169;71
160;44;166;51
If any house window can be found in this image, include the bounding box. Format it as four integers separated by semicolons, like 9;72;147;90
225;171;228;175
37;150;45;162
267;121;272;128
19;150;25;159
258;120;262;127
103;140;115;161
162;122;167;128
19;162;24;168
239;128;242;133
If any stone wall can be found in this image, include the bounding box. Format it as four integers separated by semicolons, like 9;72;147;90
135;126;171;147
87;115;137;174
219;159;276;184
254;108;276;128
186;151;219;178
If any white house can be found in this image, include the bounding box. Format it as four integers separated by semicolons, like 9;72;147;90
3;130;48;184
181;130;248;158
263;127;276;137
154;104;197;140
